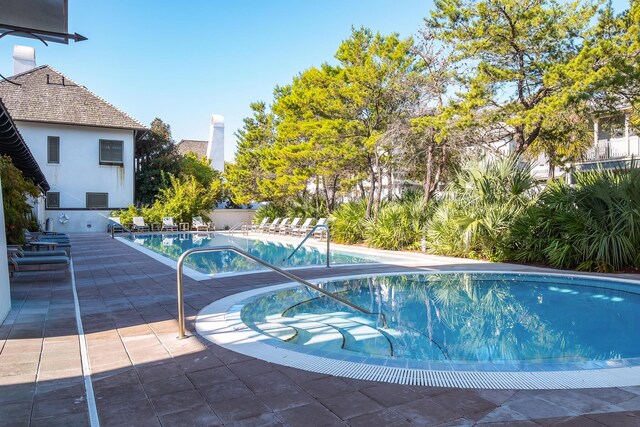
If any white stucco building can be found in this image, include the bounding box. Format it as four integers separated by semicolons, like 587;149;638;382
0;65;146;232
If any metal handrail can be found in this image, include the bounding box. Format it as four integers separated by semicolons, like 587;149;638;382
228;221;248;235
287;224;330;268
176;245;380;339
110;223;134;239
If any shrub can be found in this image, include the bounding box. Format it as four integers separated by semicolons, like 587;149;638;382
365;196;436;251
509;166;640;272
426;155;538;260
111;205;142;225
253;203;285;224
329;199;368;244
1;156;40;244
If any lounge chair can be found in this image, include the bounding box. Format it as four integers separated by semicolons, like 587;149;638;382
264;217;281;233
279;217;301;234
14;247;68;258
8;253;69;277
251;217;269;232
270;217;289;234
192;216;211;231
132;217;150;232
291;218;314;236
107;217;124;233
162;217;179;231
313;218;328;239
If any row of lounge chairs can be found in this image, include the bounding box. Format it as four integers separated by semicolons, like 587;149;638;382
8;231;71;276
249;217;327;238
109;216;214;233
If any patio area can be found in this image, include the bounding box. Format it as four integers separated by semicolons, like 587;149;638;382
2;233;640;426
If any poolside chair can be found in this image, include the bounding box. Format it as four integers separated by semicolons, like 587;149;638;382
161;217;179;231
107;217;124;233
192;216;211;231
8;253;69;277
280;217;301;235
132;217;150;232
270;217;289;234
266;217;282;234
251;217;270;232
291;218;314;236
313;218;328;240
14;247;68;258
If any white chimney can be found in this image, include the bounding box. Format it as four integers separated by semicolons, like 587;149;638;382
13;45;36;75
206;114;225;172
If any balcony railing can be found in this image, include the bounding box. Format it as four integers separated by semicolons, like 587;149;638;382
584;138;640;162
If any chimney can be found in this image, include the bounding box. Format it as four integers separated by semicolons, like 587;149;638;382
13;45;36;75
206;114;225;172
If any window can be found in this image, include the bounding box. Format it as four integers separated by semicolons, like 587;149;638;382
46;192;60;208
47;136;60;164
86;192;108;209
598;115;625;140
99;140;124;165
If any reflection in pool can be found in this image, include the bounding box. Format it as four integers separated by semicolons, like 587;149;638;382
128;233;384;274
241;273;640;365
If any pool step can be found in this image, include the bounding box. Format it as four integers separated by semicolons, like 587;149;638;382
267;312;393;357
251;322;297;341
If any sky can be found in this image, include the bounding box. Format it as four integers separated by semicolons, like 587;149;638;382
0;0;632;162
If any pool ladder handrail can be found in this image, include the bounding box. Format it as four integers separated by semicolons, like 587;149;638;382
286;224;330;268
227;221;249;235
176;245;384;339
110;223;134;240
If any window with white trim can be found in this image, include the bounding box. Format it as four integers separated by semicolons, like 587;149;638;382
86;192;108;209
46;192;60;208
47;136;60;164
99;139;124;165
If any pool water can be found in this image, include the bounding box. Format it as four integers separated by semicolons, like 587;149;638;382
128;233;383;274
240;273;640;365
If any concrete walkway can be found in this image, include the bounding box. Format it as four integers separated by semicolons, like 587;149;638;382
2;233;640;426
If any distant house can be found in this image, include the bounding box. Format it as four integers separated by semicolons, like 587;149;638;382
0;65;147;232
576;107;638;171
176;139;208;159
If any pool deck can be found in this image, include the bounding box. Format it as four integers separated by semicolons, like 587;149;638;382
3;233;640;426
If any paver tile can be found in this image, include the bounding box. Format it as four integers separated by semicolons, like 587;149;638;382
319;390;384;420
275;402;345;427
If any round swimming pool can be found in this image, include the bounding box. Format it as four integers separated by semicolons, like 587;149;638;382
196;272;640;389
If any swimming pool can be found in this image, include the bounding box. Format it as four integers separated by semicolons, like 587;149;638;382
125;233;388;275
197;271;640;389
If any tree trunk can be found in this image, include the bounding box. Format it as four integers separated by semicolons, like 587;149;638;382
374;151;383;218
423;142;434;204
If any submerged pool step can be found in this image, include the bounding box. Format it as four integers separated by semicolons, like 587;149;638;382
267;316;345;352
273;312;393;357
251;322;297;341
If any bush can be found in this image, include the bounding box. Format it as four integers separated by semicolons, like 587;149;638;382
253;203;285;224
509;166;640;272
329;199;368;244
365;197;435;251
426;155;538;261
111;205;142;225
1;156;40;244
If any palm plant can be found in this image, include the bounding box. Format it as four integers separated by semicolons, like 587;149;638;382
329;199;368;244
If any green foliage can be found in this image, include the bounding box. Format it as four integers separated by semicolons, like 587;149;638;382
110;205;142;225
426;156;538;260
284;195;328;220
253;203;285;224
135;118;180;205
329;199;368;244
178;153;221;189
149;174;221;223
365;197;436;251
0;156;40;244
510;166;640;272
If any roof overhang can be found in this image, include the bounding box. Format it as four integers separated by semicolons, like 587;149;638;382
0;98;49;191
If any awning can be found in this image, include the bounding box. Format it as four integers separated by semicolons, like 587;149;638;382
0;97;49;191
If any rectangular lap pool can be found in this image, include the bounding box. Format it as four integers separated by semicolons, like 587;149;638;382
124;233;390;275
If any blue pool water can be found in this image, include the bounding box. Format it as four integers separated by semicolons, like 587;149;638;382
128;233;384;274
240;273;640;365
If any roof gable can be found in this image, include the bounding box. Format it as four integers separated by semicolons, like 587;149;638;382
0;65;146;131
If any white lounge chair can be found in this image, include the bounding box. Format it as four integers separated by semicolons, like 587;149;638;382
162;217;179;231
280;217;301;235
192;216;211;231
266;217;283;234
291;218;314;236
271;217;290;234
108;217;124;233
251;217;270;232
132;217;150;232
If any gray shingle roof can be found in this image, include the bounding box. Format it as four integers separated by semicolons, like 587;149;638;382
0;65;146;131
176;139;208;158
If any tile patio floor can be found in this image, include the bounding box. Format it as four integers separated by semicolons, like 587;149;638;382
2;233;640;426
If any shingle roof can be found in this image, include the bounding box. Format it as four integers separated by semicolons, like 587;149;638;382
0;65;146;131
176;139;208;158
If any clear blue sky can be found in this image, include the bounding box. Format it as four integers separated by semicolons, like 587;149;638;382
0;0;631;162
